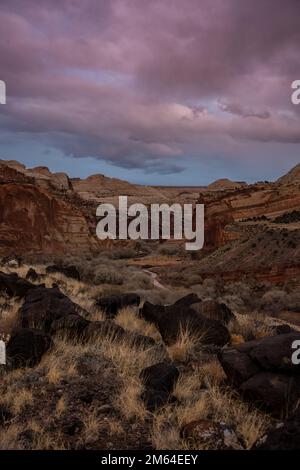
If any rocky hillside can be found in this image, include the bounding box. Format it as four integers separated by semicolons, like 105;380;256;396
0;265;299;450
277;163;300;185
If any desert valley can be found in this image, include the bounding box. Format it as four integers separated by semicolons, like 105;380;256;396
0;158;299;450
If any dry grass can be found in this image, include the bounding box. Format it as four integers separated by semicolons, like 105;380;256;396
0;386;33;415
116;378;148;422
33;432;68;450
231;312;274;340
167;326;202;362
55;396;67;417
82;410;101;443
150;359;269;450
151;408;187;450
0;424;21;450
0;262;273;451
207;385;270;448
0;297;22;336
11;388;33;415
116;307;161;341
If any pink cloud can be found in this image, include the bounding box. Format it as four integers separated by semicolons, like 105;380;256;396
0;0;299;174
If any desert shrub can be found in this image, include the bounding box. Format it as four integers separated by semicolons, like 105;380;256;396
134;240;153;256
260;289;287;313
124;271;153;290
115;307;161;341
135;288;186;306
285;292;300;312
225;282;252;300
94;266;123;285
158;243;183;256
220;294;245;313
112;248;137;259
192;278;218;300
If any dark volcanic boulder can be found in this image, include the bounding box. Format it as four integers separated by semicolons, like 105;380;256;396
0;271;34;298
6;328;53;368
81;320;159;352
197;300;235;325
274;324;297;335
96;293;140;319
141;388;177;412
50;314;90;339
219;333;300;415
140;301;230;347
25;268;40;282
174;293;201;307
45;264;80;281
140;362;179;392
218;348;260;386
253;409;300;450
236;333;300;374
140;362;179;411
139;301;164;325
81;320;126;342
240;372;300;415
19;285;88;332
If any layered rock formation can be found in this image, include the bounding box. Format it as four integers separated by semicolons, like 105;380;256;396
0;158;299;260
201;181;300;249
0;162;98;255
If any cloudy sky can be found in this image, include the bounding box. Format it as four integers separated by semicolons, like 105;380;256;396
0;0;299;185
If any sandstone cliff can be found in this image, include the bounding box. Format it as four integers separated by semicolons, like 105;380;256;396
0;162;98;256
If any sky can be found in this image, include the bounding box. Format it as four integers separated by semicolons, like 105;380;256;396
0;0;299;185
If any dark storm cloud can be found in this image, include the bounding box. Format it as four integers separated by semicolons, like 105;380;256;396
0;0;299;175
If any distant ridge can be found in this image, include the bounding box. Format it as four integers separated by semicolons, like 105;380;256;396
277;163;300;185
207;178;246;191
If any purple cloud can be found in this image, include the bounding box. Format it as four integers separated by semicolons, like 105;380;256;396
0;0;299;176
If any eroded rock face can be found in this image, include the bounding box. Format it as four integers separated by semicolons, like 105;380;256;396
139;299;230;347
201;178;300;250
218;333;300;415
140;362;179;411
6;328;53;369
0;183;97;256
